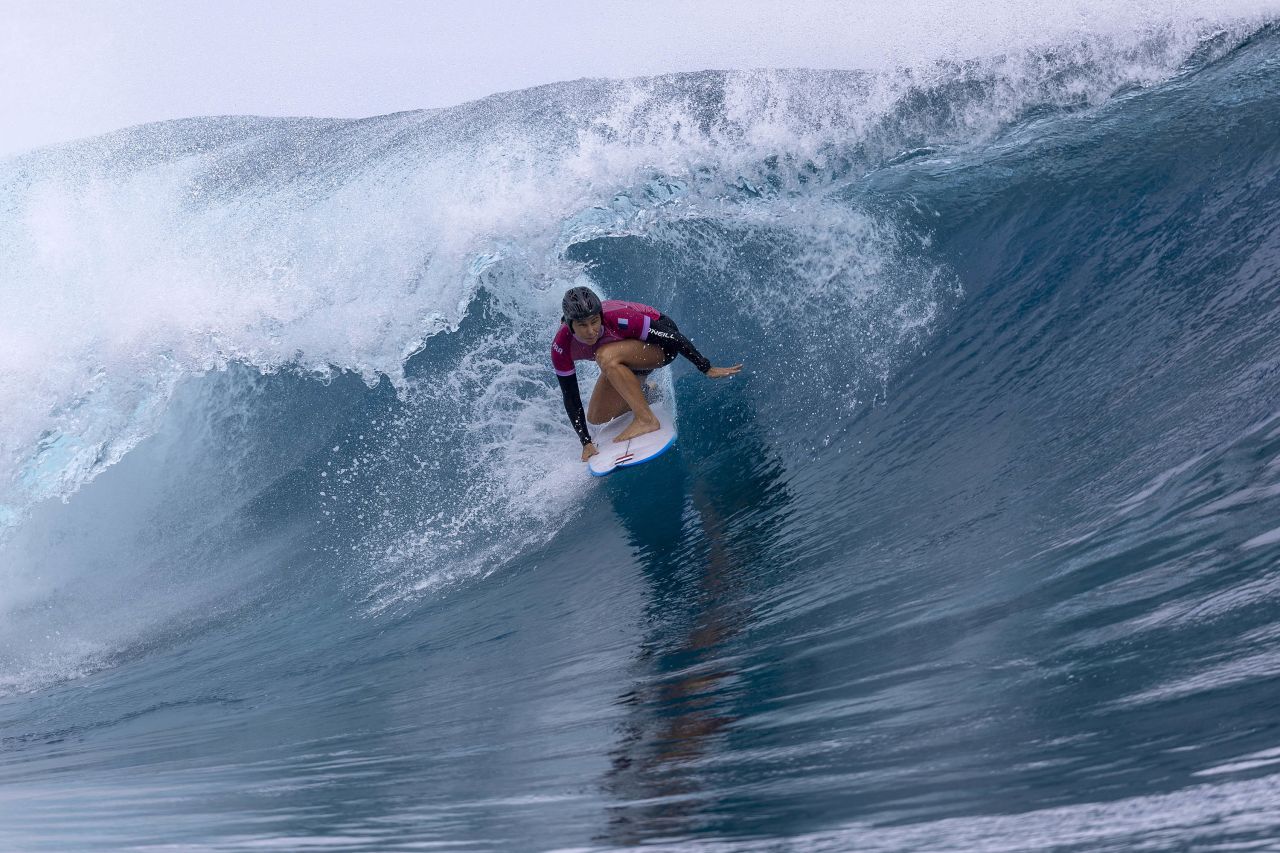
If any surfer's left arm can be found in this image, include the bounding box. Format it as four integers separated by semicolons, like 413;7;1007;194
647;315;742;378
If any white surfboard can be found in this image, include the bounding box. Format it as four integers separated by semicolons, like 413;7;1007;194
587;401;677;477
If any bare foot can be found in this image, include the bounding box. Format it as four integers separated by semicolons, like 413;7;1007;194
615;414;660;443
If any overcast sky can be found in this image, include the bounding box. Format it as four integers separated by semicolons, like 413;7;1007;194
4;0;1276;158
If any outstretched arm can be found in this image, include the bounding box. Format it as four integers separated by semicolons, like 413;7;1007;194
646;317;712;372
647;315;742;377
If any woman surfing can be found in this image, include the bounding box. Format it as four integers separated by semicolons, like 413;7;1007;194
552;286;743;462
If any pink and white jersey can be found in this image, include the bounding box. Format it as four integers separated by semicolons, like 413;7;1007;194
551;300;662;376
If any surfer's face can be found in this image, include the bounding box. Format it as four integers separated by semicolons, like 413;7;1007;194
571;314;603;344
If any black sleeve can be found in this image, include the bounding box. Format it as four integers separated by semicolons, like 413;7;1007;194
557;373;593;446
648;314;712;373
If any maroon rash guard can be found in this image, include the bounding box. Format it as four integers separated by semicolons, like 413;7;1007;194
551;300;711;446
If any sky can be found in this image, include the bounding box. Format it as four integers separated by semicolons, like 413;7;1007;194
4;0;1277;158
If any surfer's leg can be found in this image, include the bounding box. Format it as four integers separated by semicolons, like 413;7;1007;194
594;340;667;442
587;340;667;424
586;374;629;424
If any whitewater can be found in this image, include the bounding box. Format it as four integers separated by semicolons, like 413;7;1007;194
3;5;1280;850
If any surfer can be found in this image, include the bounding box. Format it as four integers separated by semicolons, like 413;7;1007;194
553;286;742;461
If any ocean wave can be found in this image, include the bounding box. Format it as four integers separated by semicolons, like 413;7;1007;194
3;12;1280;850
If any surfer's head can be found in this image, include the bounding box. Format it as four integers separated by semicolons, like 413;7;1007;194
562;286;601;322
562;286;603;342
569;313;603;344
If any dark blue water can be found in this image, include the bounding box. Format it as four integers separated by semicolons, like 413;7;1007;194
2;20;1280;852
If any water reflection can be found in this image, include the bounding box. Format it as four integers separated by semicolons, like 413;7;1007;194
598;387;793;843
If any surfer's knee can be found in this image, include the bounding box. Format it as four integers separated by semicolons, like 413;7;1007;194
595;345;625;369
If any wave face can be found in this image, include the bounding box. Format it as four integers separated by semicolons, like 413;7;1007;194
4;13;1280;852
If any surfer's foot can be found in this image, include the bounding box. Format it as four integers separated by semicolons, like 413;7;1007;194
615;415;660;443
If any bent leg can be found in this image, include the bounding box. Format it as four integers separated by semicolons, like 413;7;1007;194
586;374;628;425
587;340;668;424
593;340;668;442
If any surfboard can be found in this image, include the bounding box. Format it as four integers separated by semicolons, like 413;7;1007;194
587;401;677;477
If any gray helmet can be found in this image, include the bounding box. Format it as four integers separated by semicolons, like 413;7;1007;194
561;286;603;322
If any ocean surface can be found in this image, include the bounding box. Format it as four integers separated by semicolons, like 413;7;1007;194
3;11;1280;852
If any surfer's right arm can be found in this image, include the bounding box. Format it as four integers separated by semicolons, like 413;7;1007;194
556;373;597;458
553;328;598;460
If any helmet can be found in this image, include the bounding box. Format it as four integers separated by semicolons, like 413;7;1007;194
561;286;603;322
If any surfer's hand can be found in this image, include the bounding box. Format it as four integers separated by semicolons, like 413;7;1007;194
706;363;743;379
581;442;599;462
